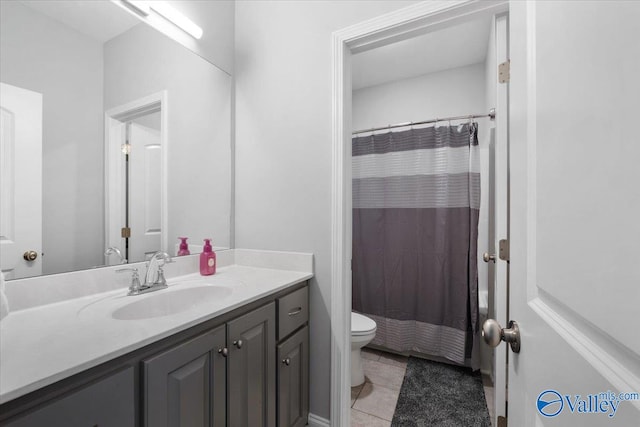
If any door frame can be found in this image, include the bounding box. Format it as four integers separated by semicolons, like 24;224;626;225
104;91;168;263
330;1;508;425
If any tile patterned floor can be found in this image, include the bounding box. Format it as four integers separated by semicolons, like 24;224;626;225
350;347;496;426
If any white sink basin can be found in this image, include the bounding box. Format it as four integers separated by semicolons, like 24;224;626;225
111;285;232;320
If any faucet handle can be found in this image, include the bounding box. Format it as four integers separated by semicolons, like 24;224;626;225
156;267;167;287
116;268;141;294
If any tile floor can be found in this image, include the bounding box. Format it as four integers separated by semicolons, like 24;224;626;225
350;347;495;427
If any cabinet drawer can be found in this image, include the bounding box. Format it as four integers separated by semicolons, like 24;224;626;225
278;286;308;340
5;367;135;427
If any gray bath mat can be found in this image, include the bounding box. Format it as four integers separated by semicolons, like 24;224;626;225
391;357;491;427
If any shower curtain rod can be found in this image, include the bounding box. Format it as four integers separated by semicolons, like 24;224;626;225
352;108;495;135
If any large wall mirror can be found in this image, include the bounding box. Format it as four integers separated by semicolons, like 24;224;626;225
0;0;232;280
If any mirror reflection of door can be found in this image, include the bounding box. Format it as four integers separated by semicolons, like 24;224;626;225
0;82;43;280
127;113;161;262
105;94;166;267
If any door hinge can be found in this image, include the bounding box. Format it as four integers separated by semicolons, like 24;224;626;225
498;60;510;83
121;227;131;238
499;239;509;262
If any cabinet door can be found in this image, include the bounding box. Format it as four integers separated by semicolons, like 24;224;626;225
4;367;135;427
227;302;276;427
144;326;226;427
277;326;309;427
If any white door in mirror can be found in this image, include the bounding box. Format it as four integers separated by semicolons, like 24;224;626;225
0;83;42;279
128;122;161;262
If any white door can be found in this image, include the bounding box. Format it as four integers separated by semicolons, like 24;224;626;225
128;122;161;262
504;2;640;425
0;83;42;280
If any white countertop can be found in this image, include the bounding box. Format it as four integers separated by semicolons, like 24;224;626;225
0;250;313;404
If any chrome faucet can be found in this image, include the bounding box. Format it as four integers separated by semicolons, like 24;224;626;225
144;251;173;288
105;246;127;264
116;251;173;296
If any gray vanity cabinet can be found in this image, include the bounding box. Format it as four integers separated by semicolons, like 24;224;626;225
277;326;309;427
143;325;227;427
1;283;308;427
227;302;277;427
4;367;135;427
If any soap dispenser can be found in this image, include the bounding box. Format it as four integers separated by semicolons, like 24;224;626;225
177;237;190;256
200;239;216;276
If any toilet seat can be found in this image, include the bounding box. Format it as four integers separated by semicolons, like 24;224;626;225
351;312;376;336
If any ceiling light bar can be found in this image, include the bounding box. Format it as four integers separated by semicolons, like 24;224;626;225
122;0;150;16
121;0;203;40
149;2;203;40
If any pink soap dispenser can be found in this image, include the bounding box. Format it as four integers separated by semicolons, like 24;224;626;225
177;237;190;256
200;239;216;276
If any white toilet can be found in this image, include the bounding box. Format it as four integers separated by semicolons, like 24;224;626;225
351;312;377;387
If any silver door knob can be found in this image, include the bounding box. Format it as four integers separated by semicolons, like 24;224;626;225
233;340;243;349
218;348;228;357
483;252;496;263
23;251;38;261
282;358;291;366
482;319;521;353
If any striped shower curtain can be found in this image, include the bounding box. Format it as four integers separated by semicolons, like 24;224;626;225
352;123;480;367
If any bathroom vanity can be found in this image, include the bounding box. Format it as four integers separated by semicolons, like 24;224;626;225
0;250;312;427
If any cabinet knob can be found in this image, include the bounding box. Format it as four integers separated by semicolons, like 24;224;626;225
233;339;243;349
282;358;291;366
218;347;228;357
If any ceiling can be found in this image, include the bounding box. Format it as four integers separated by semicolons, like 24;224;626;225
19;0;141;43
352;16;492;90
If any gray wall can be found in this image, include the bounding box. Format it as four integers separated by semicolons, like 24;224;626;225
0;1;104;275
104;24;232;252
234;0;419;419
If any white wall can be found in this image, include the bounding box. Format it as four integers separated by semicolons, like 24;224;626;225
353;62;487;132
234;0;419;420
0;1;104;275
104;23;232;253
353;61;490;297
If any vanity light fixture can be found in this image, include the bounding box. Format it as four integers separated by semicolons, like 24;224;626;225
121;0;203;40
122;0;150;16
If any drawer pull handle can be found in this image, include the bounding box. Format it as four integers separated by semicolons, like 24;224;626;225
233;340;243;349
282;358;291;366
288;307;303;316
218;347;228;357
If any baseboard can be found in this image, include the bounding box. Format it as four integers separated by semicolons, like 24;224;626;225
307;412;330;427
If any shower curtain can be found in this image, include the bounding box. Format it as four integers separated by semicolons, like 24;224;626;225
352;122;480;368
